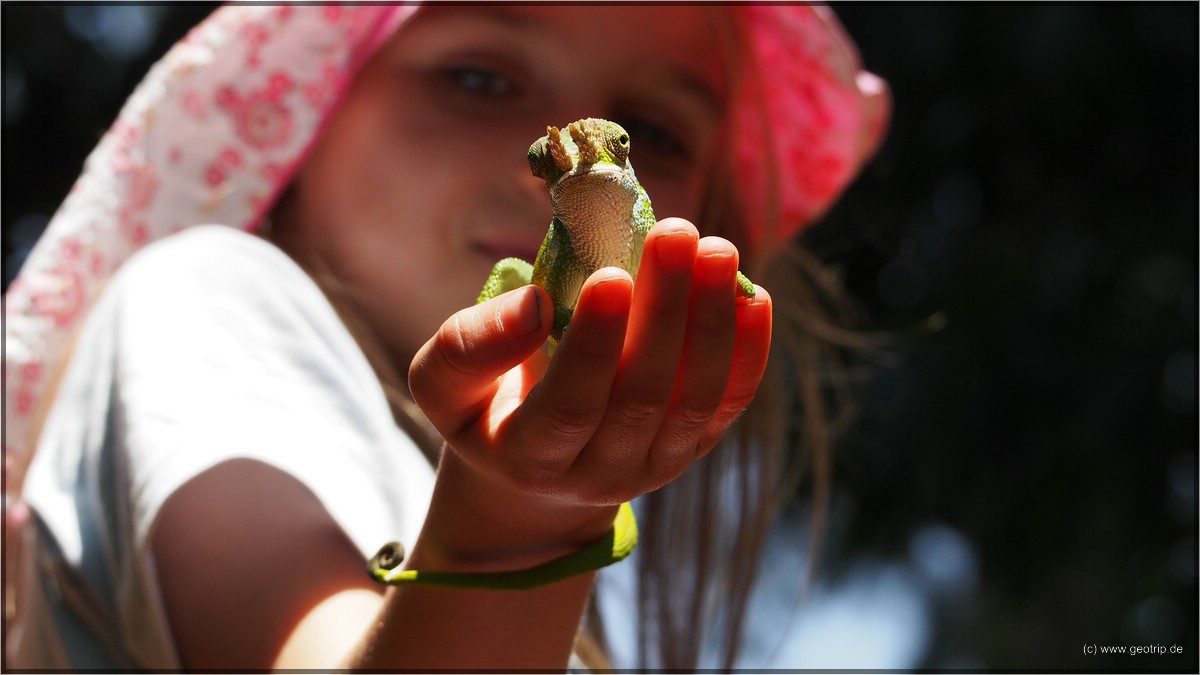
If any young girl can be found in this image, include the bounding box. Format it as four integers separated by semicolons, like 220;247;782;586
5;5;888;670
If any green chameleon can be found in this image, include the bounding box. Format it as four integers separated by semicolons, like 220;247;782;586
368;118;753;590
480;117;755;339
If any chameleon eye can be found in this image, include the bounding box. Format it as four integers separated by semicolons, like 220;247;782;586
611;133;630;164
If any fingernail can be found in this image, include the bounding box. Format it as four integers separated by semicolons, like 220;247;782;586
590;277;632;317
736;294;770;330
697;253;738;290
502;287;542;336
654;231;697;272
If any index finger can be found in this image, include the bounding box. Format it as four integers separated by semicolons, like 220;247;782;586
408;286;552;439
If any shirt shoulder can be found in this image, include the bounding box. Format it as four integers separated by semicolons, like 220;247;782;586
22;225;433;668
114;224;324;320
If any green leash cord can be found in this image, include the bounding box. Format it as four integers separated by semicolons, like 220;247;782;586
368;502;638;590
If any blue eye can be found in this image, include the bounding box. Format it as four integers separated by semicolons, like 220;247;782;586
446;66;516;97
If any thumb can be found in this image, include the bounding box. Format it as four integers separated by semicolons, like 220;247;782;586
408;285;552;437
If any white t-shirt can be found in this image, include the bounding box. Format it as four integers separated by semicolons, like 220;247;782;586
9;226;436;669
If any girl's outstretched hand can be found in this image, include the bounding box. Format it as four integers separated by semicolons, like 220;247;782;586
407;218;772;569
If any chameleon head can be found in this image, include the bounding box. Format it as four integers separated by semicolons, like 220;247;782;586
527;118;632;186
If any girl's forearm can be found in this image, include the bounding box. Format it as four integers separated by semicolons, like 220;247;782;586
344;450;612;670
345;571;595;670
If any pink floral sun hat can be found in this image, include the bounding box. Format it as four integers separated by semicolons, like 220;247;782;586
3;4;888;463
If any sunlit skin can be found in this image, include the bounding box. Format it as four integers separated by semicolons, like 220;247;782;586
151;6;773;670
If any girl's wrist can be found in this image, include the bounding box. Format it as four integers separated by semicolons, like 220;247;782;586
410;449;619;575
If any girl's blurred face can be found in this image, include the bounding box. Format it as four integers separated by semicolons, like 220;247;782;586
282;6;730;365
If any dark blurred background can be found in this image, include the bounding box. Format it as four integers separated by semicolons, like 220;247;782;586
3;3;1196;671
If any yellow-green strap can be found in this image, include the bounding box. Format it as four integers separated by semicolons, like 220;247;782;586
368;502;638;590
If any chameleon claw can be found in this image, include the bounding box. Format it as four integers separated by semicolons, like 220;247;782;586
735;271;757;298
